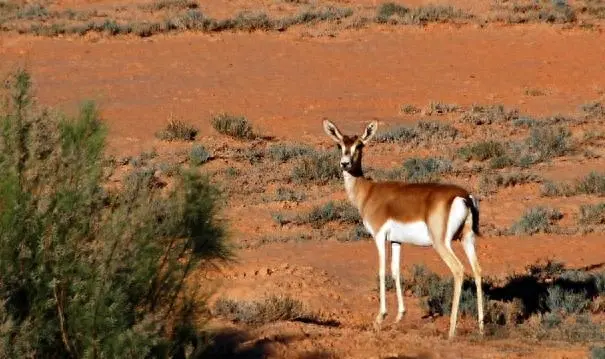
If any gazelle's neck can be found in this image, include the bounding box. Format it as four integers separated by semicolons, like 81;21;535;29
343;171;370;210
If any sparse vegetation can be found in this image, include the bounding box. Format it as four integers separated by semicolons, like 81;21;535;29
189;144;211;165
295;201;360;228
376;3;470;25
405;261;605;342
213;296;317;325
542;172;605;197
525;127;572;162
274;187;306;202
509;206;563;235
458;141;505;161
403;157;452;183
268;143;313;162
592;346;605;359
156;116;198;141
525;88;546;96
212;113;256;139
478;172;541;195
291;150;341;184
459;104;519;125
375;120;459;146
576;171;605;196
578;203;605;231
425;102;459;115
400;104;421;114
492;0;576;24
140;0;199;11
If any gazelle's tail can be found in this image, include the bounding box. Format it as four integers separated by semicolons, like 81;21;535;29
465;195;481;236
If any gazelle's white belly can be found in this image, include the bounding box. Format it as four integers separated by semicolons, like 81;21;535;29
368;220;433;246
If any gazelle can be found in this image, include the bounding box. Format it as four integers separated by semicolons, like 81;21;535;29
322;119;484;339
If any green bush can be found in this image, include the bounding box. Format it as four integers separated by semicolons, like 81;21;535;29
576;171;605;196
296;201;360;228
403;157;452;183
213;296;316;325
579;203;605;226
509;206;563;235
460;104;519;125
0;70;229;357
211;113;256;139
526;127;572;161
268;143;313;162
291;150;341;184
189;144;211;165
592;346;605;359
156;117;198;141
458;141;505;161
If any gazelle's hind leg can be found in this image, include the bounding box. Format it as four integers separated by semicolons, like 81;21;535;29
462;216;484;335
374;229;388;330
391;242;405;322
430;198;468;339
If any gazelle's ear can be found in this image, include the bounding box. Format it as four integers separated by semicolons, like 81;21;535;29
323;120;344;143
360;121;378;144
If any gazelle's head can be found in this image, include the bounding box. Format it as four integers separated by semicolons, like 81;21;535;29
322;119;378;176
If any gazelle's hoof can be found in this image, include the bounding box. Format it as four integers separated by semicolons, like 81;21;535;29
373;312;386;331
395;311;405;323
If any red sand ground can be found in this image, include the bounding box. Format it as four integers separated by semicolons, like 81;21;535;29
2;3;605;357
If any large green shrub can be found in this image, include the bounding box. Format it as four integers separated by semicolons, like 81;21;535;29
0;70;229;358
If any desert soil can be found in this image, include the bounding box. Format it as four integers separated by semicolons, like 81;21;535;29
2;1;605;357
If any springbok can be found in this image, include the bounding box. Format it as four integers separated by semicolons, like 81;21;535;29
322;119;484;339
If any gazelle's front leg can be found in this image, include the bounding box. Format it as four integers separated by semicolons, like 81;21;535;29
374;231;387;330
391;242;405;322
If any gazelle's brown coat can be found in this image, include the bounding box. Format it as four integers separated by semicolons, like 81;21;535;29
323;119;483;339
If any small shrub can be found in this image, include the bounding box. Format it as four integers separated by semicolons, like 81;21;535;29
526;127;572;161
509;207;563;235
489;155;515;169
579;203;605;226
376;2;409;22
296;201;359;228
546;286;590;314
268;143;313;162
416;120;459;142
406;264;441;297
288;6;353;25
403;157;452;183
524;88;546;96
458;141;505;161
540;181;574;197
592;346;605;359
237;148;264;164
211;113;256;139
375;125;417;143
291;150;341;184
460;104;519;125
513;116;542;128
576;171;605;196
479;172;540;195
425;102;458;115
213;296;315;325
400;104;421;114
375;120;458;145
142;0;199;11
376;274;401;292
274;187;306;202
541;312;563;329
404;5;470;24
189;144;211;165
344;224;371;241
156;117;198;141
